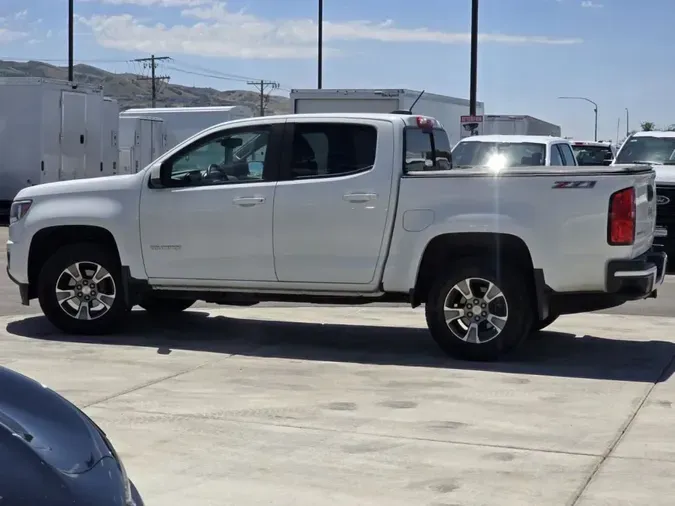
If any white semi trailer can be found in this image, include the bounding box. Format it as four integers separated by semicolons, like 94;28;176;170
289;88;484;146
118;116;167;175
482;115;561;137
0;77;118;215
119;105;253;152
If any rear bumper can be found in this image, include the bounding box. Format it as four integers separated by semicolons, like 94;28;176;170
544;251;667;318
606;251;667;298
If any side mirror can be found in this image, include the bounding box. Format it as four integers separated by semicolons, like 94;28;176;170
159;160;174;187
602;153;614;166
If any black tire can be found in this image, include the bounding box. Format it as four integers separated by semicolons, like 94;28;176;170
534;312;560;332
425;258;534;361
38;243;128;335
139;296;196;313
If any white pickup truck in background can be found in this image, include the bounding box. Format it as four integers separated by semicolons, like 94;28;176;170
452;135;578;169
6;113;667;361
613;131;675;264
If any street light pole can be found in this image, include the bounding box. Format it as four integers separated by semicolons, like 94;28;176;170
469;0;479;115
317;0;323;89
558;96;598;141
625;108;629;136
68;0;74;81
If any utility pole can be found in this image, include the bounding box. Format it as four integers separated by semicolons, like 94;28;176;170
247;79;280;116
68;0;74;81
133;55;171;107
469;0;479;115
317;0;323;89
625;108;630;136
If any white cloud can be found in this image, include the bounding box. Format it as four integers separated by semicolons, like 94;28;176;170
581;1;603;7
77;2;582;59
83;0;214;6
14;10;28;21
0;28;28;43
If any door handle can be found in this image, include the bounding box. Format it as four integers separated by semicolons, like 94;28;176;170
233;196;265;207
343;192;377;203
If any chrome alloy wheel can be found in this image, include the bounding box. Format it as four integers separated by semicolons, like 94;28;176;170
54;262;116;321
443;277;509;344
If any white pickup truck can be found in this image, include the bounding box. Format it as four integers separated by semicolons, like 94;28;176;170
6;113;667;361
452;135;578;168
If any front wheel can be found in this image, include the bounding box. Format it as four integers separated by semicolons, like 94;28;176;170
37;244;128;335
425;259;533;361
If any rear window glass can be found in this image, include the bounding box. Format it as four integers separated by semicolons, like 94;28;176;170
404;128;452;171
451;141;546;168
573;144;612;165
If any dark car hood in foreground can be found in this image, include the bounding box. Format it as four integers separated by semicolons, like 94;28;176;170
0;366;140;506
0;366;113;474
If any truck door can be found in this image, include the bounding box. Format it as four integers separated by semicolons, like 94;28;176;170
139;123;284;282
60;91;87;181
273;120;394;284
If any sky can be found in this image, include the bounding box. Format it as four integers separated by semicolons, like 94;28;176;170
0;0;671;141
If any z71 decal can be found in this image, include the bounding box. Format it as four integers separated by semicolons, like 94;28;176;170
552;181;597;189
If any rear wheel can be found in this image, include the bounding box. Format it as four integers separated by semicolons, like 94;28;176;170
139;296;196;313
425;258;533;361
37;243;127;335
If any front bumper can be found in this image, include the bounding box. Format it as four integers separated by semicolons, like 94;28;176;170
606;251;667;299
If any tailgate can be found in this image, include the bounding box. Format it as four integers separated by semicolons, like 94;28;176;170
633;170;657;256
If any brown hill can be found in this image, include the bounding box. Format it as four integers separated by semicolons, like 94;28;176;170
0;59;292;115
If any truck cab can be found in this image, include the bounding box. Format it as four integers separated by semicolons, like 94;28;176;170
452;135;578;169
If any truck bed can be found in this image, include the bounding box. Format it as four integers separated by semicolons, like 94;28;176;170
405;164;653;178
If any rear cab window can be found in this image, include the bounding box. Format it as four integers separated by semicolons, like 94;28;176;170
404;127;452;172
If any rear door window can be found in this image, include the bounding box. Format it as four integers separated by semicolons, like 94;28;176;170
287;123;377;179
405;128;452;171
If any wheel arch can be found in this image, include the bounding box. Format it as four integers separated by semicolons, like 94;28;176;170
27;225;122;300
411;232;549;319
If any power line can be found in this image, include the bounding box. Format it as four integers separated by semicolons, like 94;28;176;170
132;54;171;108
170;59;261;83
247;79;279;117
166;65;250;84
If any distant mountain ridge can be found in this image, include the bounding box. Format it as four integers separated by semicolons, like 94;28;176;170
0;59;292;115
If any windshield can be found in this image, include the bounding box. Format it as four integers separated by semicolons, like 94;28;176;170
615;136;675;164
572;145;612;166
451;141;546;168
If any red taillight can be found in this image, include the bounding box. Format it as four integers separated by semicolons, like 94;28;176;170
608;187;635;245
416;116;434;132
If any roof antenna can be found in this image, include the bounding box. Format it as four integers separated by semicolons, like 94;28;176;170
391;89;425;115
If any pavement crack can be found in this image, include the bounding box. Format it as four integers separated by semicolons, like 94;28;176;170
81;354;234;409
567;350;675;506
122;408;602;459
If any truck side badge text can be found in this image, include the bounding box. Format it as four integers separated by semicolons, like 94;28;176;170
552;181;597;189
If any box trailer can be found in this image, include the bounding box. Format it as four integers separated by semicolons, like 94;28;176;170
100;97;119;177
0;77;109;214
119;105;253;152
290;89;484;146
482;115;561;137
118;115;167;174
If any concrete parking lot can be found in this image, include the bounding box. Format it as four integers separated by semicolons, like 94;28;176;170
2;227;675;505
